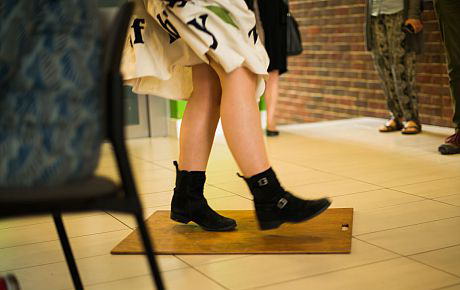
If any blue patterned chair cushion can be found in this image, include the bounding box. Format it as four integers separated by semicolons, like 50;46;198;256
0;0;103;186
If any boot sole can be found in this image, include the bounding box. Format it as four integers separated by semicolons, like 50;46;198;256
170;211;237;232
258;199;332;231
439;146;460;155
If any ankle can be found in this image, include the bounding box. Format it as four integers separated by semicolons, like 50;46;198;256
174;161;206;173
241;167;284;201
266;125;277;131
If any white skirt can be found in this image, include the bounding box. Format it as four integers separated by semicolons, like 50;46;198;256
121;0;270;100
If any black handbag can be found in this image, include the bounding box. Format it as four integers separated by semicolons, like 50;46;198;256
284;0;303;56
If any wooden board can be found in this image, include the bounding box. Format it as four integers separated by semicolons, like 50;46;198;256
111;208;353;255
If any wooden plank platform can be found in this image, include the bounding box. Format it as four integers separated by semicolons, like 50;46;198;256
111;208;353;255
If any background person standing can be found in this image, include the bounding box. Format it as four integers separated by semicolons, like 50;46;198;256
365;0;424;134
245;0;289;137
434;0;460;154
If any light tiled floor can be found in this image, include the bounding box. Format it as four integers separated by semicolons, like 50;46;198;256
1;117;460;290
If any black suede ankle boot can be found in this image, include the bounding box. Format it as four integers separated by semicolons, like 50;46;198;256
241;168;331;230
170;161;237;231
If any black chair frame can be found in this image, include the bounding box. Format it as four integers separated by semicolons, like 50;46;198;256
0;3;165;290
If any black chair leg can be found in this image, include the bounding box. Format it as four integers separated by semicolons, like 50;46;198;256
135;213;165;290
53;213;84;290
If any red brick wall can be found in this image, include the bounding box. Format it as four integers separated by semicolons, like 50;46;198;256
278;0;454;127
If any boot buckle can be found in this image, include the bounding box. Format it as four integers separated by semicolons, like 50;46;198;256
258;177;268;186
277;198;288;209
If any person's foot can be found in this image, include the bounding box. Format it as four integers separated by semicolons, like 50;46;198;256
438;131;460;155
379;119;403;132
266;124;279;137
401;120;422;134
240;168;331;230
266;129;279;137
170;161;237;231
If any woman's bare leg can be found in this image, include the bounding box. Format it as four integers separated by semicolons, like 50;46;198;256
210;61;270;177
265;70;279;132
178;63;222;171
209;61;330;230
172;63;236;231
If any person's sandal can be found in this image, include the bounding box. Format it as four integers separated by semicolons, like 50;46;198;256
401;121;422;135
379;119;403;132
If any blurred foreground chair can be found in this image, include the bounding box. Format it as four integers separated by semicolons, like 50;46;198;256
0;2;165;290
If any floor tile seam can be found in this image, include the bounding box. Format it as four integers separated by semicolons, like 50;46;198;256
132;159;177;171
388;174;460;188
141;193;253;214
54;267;200;290
202;193;252;203
229;191;253;200
362;192;460;210
174;254;253;268
134;176;176;183
241;256;402;290
353;237;460;257
204;183;448;211
431;282;460;290
55;273;154;290
129;155;161;164
340;174;460;189
71;273;163;290
2;251;191;275
379;187;460;207
134;165;175;174
353;236;406;257
218;187;425;205
204;184;241;198
427;192;460;200
303;159;460;179
139;190;173;204
210;177;349;191
278;164;398;189
376;173;460;188
0;251;113;273
407;243;460;257
268;157;393;176
129;154;175;164
141;206;170;212
139;194;246;216
269;157;322;171
138;189;172;196
354;215;460;237
129;158;172;168
387;187;456;201
0;228;129;251
426;199;460;208
172;257;234;290
269;158;356;182
353;198;457;215
208;184;251;199
102;211;140;229
0;212;106;231
355;237;460;278
105;212;137;230
404;255;460;279
292;187;387;198
139;189;174;195
209;190;252;200
183;269;235;290
308;187;422;203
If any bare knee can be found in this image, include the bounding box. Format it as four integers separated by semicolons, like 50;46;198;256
209;60;257;91
191;63;222;106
